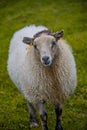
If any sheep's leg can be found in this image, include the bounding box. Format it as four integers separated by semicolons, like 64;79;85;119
27;102;39;128
55;104;63;130
37;102;48;130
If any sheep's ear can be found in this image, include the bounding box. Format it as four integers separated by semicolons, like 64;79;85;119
23;37;33;45
53;30;64;40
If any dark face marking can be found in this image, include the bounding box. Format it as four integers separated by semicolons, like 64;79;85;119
34;30;52;39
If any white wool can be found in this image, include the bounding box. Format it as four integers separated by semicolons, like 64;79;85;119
7;25;77;105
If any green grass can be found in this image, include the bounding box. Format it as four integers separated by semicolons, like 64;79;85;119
0;0;87;130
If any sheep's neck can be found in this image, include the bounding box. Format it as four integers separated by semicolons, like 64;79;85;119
33;54;64;104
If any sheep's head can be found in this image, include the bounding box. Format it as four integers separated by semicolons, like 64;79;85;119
23;30;64;66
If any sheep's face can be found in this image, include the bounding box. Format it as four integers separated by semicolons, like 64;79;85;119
33;35;58;66
23;30;64;66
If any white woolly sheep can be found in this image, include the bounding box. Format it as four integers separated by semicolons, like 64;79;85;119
7;25;77;130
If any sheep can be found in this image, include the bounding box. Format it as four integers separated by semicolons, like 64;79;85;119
7;25;77;130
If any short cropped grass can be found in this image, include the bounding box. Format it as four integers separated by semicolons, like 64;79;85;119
0;0;87;130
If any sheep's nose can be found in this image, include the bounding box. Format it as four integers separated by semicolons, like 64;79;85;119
42;56;50;65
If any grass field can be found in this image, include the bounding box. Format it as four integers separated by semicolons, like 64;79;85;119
0;0;87;130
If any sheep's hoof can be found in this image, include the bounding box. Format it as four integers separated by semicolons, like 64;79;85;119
30;121;39;128
42;126;48;130
55;125;63;130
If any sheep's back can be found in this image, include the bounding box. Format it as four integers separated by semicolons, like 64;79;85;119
55;40;77;98
7;26;77;105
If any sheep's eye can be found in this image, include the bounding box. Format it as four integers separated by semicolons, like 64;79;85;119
51;41;56;48
34;44;38;50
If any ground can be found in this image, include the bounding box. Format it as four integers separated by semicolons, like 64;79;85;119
0;0;87;130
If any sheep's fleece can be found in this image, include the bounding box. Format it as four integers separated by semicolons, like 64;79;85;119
7;25;77;105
